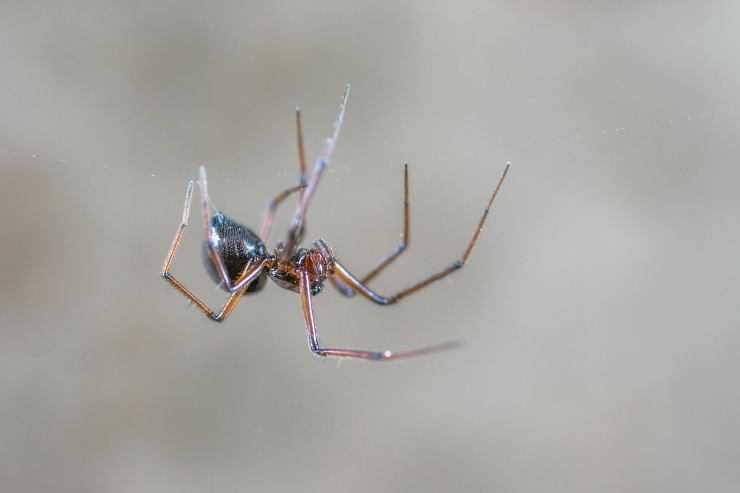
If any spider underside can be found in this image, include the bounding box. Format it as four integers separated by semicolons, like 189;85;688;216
161;85;510;361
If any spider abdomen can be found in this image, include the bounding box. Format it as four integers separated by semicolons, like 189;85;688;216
202;213;268;294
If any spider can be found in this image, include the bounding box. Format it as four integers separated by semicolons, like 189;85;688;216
161;84;510;361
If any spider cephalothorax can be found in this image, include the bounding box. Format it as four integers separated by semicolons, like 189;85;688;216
161;84;510;361
267;238;333;296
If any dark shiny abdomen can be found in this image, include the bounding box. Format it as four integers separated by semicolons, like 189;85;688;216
202;213;268;294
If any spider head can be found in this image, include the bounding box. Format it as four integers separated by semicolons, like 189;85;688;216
268;239;333;295
303;238;334;282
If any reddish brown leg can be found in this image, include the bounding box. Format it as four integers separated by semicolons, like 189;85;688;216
331;163;410;297
280;84;350;265
260;107;312;245
332;162;510;305
329;275;355;297
296;106;308;201
161;180;262;321
299;271;457;360
259;184;305;244
361;162;410;283
163;275;245;322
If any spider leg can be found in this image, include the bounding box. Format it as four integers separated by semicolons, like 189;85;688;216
259;184;305;244
198;164;229;286
259;106;313;245
162;180;195;276
332;163;510;305
280;84;350;265
164;276;244;322
330;163;410;298
328;275;356;297
161;181;264;321
299;271;457;361
296;106;308;201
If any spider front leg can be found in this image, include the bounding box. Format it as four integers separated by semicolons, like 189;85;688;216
299;271;456;361
161;180;265;322
259;184;305;244
331;163;510;306
280;84;350;265
259;106;311;244
295;105;308;201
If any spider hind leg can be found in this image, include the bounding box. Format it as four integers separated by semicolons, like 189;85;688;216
299;271;457;361
331;162;510;305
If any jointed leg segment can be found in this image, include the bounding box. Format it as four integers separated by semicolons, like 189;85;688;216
299;271;457;361
296;106;308;200
330;162;410;298
332;162;510;305
280;84;351;264
259;105;312;245
260;184;305;244
361;162;410;284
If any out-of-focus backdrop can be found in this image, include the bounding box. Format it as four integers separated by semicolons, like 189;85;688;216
1;1;739;492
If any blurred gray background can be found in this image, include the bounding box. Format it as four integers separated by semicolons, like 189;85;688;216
1;1;739;492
